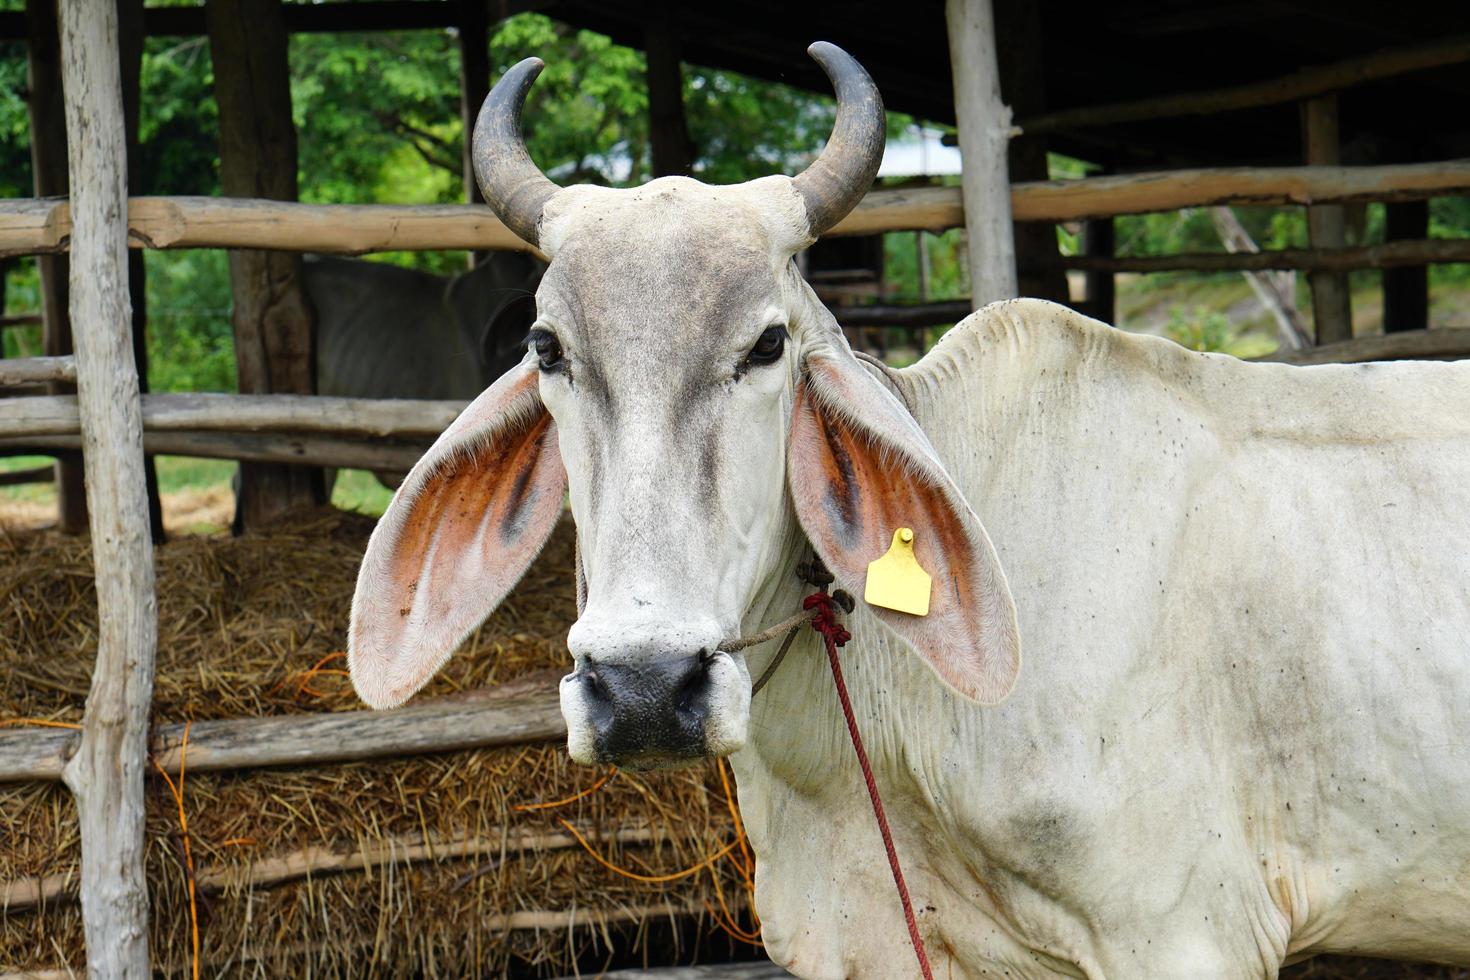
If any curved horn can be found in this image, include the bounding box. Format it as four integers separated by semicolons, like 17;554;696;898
473;57;560;246
791;42;886;238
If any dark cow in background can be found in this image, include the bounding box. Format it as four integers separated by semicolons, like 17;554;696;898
304;252;544;487
307;252;543;403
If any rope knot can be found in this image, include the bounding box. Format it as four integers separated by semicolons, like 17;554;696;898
803;591;851;648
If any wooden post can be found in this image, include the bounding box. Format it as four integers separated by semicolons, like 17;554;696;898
1383;200;1429;333
56;0;159;974
458;0;489;267
26;0;87;533
1083;216;1115;325
994;0;1066;303
119;0;164;543
207;0;325;531
644;2;692;177
945;0;1017;307
1303;95;1352;344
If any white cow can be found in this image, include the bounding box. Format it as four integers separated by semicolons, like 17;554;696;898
347;43;1470;978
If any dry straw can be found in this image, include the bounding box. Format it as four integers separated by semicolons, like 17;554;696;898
0;510;760;977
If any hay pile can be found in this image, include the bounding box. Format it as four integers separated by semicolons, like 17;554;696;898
0;510;761;978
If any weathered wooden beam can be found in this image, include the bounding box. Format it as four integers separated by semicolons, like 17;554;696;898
0;355;76;385
1303;95;1352;345
4;825;661;911
1262;327;1470;365
120;0;165;546
645;1;693;178
0;313;44;328
1048;238;1470;274
0;197;537;259
830;300;974;328
574;965;792;980
458;0;488;269
0;392;463;440
0;430;429;472
4;161;1470;258
27;0;86;534
1019;34;1470;135
946;0;1017;306
209;0;325;528
0;463;55;486
0;678;565;785
999;160;1470;225
1383;200;1430;333
56;0;158;971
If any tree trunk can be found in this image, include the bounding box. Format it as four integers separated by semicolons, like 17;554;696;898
945;0;1017;306
207;0;324;531
56;0;159;974
26;0;87;533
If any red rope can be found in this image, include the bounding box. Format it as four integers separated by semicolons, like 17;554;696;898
805;590;935;980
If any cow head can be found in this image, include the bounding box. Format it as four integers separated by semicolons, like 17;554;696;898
349;44;1020;769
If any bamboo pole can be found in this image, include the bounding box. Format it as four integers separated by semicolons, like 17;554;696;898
4;161;1470;257
1019;34;1470;136
0;678;565;784
0;355;76;385
0;392;463;439
946;0;1017;305
55;0;158;973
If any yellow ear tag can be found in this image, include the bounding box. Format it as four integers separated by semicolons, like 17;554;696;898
864;527;932;617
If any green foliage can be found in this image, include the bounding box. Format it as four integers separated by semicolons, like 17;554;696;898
145;250;237;392
1164;305;1234;352
0;45;29;198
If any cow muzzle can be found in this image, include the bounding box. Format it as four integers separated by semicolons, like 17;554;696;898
559;649;750;769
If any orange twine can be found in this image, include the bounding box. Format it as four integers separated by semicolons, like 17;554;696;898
512;768;617;811
556;816;739;884
151;722;200;980
514;759;763;944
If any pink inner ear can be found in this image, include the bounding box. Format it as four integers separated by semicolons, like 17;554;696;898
789;378;1020;704
349;385;566;709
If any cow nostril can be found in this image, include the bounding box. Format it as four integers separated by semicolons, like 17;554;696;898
584;669;611;703
676;657;713;714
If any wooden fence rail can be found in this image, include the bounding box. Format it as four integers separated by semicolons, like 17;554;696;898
1050;238;1470;274
0;677;564;785
0;430;429;471
4;161;1470;258
0;392;464;440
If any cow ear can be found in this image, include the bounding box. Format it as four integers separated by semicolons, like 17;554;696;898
788;349;1020;704
349;360;566;708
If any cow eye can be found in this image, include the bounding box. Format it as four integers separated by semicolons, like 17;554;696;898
746;325;787;367
527;329;563;371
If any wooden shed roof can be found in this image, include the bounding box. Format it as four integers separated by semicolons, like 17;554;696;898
542;0;1470;170
3;1;1465;171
